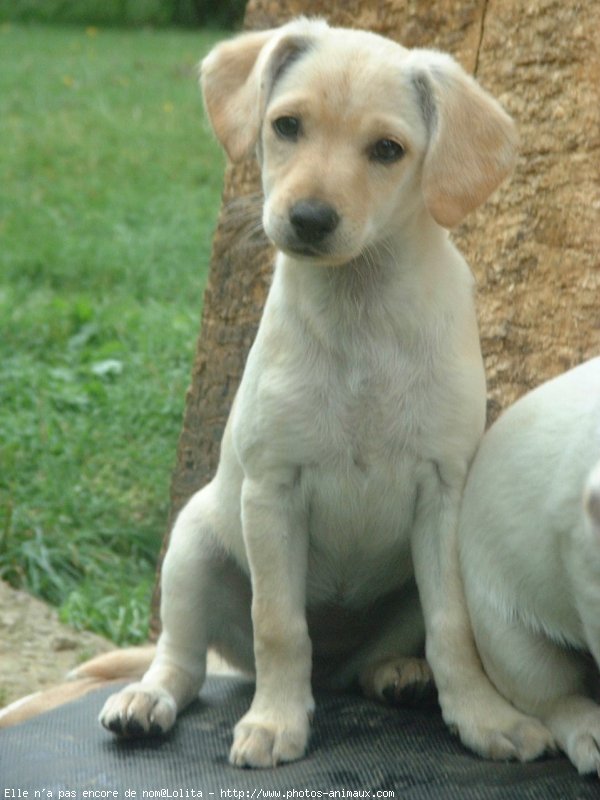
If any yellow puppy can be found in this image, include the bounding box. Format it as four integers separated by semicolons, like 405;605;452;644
11;18;547;770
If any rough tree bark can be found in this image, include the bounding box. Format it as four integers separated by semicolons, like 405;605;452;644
150;0;599;636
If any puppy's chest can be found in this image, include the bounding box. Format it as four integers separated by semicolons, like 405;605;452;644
298;364;423;605
302;450;418;607
296;345;425;464
242;332;431;603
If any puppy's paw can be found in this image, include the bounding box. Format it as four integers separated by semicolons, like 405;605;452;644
360;657;436;707
99;682;176;738
445;694;555;762
229;707;312;768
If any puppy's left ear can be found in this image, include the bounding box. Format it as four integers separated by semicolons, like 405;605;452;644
411;53;517;228
200;21;322;163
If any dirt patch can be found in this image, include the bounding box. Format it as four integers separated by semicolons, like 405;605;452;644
0;579;113;708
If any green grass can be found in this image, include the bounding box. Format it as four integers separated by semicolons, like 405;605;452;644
0;23;225;644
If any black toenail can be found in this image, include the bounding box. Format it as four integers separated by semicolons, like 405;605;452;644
108;717;124;735
126;718;145;737
382;684;397;704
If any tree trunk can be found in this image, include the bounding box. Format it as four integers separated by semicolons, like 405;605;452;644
150;0;599;636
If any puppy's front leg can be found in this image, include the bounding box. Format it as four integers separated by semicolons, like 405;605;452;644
411;462;554;762
230;475;314;769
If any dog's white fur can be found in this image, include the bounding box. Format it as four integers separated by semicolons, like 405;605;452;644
99;18;552;768
459;357;600;775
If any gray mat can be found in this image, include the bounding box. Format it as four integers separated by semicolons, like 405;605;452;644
1;677;597;798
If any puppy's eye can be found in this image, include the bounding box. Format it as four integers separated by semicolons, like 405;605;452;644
370;138;405;164
273;116;301;141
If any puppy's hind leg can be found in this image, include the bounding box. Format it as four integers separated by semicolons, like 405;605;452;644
100;486;251;737
338;582;436;707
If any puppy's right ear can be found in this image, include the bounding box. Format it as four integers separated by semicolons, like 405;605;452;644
200;22;321;163
200;30;274;163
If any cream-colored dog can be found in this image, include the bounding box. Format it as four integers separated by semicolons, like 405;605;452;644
99;18;553;768
459;357;600;775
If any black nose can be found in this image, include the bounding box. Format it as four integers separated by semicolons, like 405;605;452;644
289;200;340;245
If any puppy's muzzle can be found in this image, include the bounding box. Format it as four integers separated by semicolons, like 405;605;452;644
289;199;340;252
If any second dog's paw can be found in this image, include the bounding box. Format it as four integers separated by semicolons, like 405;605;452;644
474;717;556;763
360;657;437;707
229;709;311;768
99;682;176;738
562;709;600;775
445;695;555;762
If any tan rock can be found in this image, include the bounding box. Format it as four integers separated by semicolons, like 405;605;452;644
0;580;111;707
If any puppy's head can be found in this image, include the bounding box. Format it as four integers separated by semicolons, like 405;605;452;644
201;19;517;264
